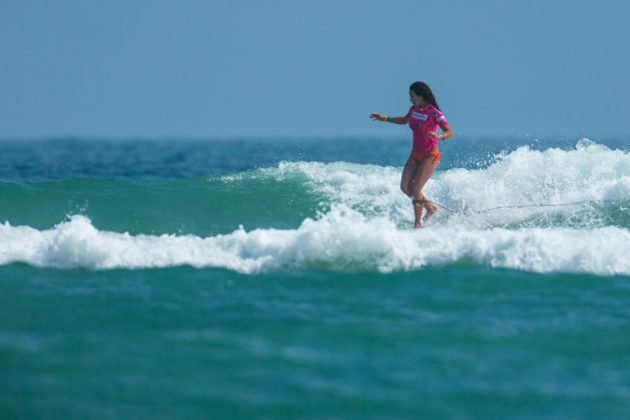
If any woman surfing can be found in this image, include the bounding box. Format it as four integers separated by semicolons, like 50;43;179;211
370;81;453;228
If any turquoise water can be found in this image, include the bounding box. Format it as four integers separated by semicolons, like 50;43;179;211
1;137;630;418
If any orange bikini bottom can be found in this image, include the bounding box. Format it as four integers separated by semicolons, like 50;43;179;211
410;150;440;163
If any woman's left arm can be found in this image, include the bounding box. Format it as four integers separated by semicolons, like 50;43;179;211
428;124;453;140
437;123;453;140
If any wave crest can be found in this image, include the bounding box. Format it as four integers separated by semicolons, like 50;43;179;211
1;208;629;276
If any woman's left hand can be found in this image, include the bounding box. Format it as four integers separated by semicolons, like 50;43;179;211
427;132;441;140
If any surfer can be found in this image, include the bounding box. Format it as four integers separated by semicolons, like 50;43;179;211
370;81;453;228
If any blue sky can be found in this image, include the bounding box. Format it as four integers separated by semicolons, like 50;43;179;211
1;0;629;139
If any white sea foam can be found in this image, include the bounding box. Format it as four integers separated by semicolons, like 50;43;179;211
431;139;630;220
267;139;630;227
3;141;629;275
1;207;629;275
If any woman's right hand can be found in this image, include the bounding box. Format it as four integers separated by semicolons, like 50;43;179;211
370;112;386;121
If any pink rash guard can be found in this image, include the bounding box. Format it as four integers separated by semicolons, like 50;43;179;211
406;104;449;152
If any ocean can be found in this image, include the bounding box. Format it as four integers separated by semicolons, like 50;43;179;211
1;136;629;418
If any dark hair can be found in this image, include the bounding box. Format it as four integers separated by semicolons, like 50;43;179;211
409;81;440;111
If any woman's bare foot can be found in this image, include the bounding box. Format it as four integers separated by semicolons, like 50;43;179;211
423;201;438;224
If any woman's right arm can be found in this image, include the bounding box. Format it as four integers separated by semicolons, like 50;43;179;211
369;113;409;124
390;115;409;125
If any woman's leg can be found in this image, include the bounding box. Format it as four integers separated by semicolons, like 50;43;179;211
400;157;418;198
401;157;425;228
410;156;439;227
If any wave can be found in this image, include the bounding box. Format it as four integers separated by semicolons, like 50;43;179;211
0;176;320;235
1;140;629;275
2;139;629;231
1;207;628;275
238;139;630;229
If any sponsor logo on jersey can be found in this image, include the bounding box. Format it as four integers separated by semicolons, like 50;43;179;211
411;112;428;121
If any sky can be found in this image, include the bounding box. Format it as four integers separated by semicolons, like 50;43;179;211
1;0;629;140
